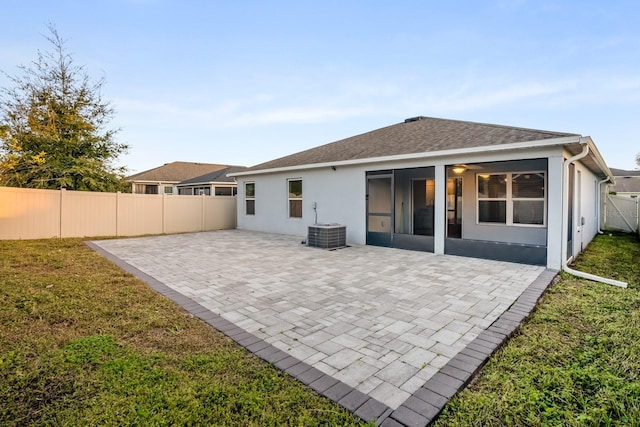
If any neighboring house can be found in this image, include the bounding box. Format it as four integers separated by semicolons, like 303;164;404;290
229;116;616;270
609;168;640;198
176;166;248;196
127;162;245;195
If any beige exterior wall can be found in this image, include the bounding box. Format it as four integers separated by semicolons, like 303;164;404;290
0;187;237;240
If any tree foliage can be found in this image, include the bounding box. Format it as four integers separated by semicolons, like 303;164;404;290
0;25;129;191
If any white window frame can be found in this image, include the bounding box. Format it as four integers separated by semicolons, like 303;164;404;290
476;171;546;227
245;182;255;215
287;178;303;219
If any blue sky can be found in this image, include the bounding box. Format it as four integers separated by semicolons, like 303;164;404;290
1;0;638;173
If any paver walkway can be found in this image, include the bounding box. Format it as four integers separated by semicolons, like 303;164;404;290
90;230;552;425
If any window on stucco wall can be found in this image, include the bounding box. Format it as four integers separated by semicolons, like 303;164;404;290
245;182;255;215
288;179;302;218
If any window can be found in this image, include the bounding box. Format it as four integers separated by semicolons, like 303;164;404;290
245;182;255;215
144;185;158;195
178;187;210;195
512;173;545;225
477;174;507;223
194;187;210;196
215;186;233;196
288;179;302;218
477;172;545;226
164;186;173;194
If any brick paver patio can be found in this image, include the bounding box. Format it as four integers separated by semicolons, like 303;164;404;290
90;230;555;426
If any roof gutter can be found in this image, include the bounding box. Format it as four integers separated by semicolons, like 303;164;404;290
584;138;616;185
229;135;582;177
561;138;627;288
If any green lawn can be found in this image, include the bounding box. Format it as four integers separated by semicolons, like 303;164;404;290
435;233;640;426
0;238;366;426
1;234;638;426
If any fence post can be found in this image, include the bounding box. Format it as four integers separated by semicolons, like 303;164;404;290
59;188;65;238
116;191;120;237
162;193;166;234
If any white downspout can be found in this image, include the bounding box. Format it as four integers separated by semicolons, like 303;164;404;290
597;177;610;234
561;139;627;288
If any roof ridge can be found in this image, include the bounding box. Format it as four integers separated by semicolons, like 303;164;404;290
414;116;580;137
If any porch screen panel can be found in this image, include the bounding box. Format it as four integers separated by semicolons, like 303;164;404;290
413;179;434;236
367;177;392;233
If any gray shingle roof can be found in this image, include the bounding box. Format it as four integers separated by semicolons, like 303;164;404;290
178;166;248;185
610;168;640;177
611;176;640;193
243;116;578;172
127;162;232;182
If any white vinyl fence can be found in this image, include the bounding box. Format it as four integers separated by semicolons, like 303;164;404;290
0;186;237;240
605;193;639;234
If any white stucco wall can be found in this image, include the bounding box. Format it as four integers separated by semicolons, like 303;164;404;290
237;166;368;244
572;158;601;257
546;155;564;270
235;147;568;251
235;146;610;272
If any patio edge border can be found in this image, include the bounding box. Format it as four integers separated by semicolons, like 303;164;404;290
383;268;558;427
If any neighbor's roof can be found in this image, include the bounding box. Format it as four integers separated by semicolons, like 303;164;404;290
240;116;578;173
611;176;640;193
127;161;231;182
610;168;640;177
177;166;248;185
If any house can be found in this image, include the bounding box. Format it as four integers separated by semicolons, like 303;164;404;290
229;116;616;271
176;166;247;196
127;161;245;195
609;168;640;198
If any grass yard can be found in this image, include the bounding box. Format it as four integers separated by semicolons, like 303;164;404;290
1;234;638;426
0;238;366;426
435;233;640;426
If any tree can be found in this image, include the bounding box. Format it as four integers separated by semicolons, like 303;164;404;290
636;152;639;168
0;25;129;191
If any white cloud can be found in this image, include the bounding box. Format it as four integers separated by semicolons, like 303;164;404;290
112;68;640;139
428;81;567;112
